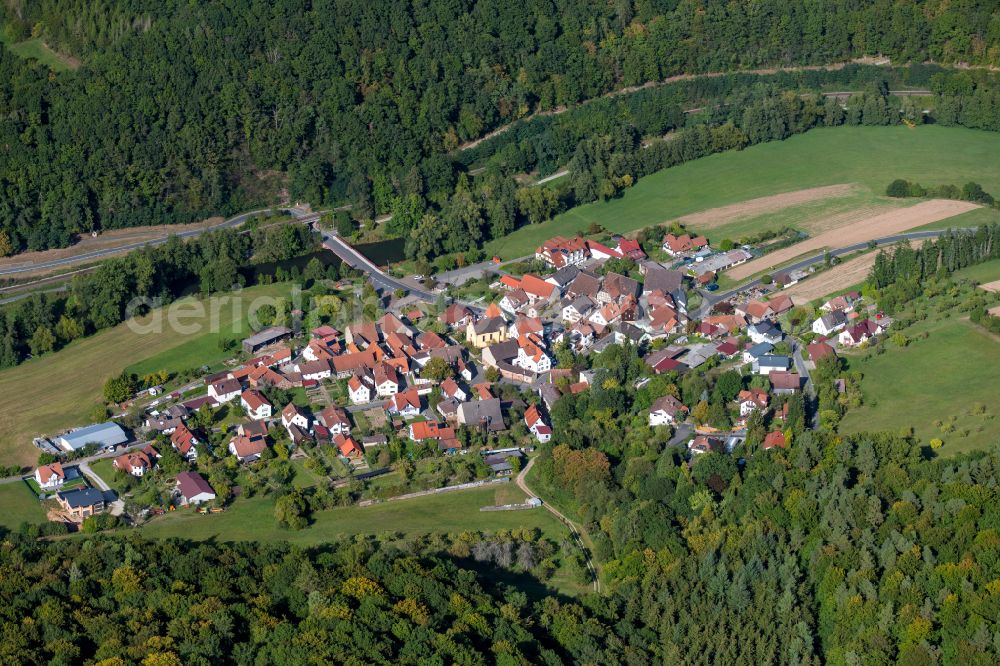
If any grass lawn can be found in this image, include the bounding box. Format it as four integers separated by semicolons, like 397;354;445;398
88;459;131;493
141;485;566;543
839;317;1000;457
0;282;296;468
953;257;1000;284
485;126;1000;259
0;34;79;71
0;483;48;531
290;458;325;488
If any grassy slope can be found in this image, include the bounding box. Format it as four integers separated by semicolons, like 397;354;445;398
0;483;48;531
141;485;564;542
951;257;1000;284
486;126;1000;258
0;283;294;467
839;317;1000;457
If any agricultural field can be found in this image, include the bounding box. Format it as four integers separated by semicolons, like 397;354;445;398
839;317;1000;457
726;199;979;280
485;126;1000;260
140;484;564;542
0;282;296;467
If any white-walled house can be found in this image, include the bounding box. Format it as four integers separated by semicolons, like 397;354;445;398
648;395;688;426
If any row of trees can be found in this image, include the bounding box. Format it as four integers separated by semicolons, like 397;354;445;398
0;224;317;369
868;224;1000;312
2;2;999;253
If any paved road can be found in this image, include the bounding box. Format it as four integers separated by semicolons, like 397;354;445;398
515;457;601;593
694;229;972;319
0;207;317;278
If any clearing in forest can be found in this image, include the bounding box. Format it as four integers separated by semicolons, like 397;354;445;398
726;199;980;280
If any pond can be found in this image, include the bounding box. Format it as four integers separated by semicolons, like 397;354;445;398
241;237;406;282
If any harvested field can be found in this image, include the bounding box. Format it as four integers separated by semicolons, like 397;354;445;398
979;279;1000;293
989;305;1000;316
674;184;856;229
785;255;877;305
727;199;980;280
784;241;924;305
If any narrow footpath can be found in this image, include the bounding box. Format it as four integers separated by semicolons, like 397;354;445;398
516;457;601;593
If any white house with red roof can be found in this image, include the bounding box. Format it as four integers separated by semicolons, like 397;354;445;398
373;362;401;397
536;236;588;267
348;373;374;404
440;377;467;402
240;389;273;420
524;404;551;443
737;389;769;417
513;338;552;373
34;463;66;491
281;403;310;432
385;388;421;418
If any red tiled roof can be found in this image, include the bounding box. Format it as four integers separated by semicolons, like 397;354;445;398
37;463;64;484
763;431;786;450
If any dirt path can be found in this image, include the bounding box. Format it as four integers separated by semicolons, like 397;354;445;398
673;184;857;229
727;199;980;280
516;457;601;593
455;58;892;152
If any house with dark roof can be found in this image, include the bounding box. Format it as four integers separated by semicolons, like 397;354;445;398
649;395;688;426
56;488;105;521
175;471;216;505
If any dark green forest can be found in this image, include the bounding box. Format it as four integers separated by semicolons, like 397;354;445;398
2;431;996;664
1;1;999;254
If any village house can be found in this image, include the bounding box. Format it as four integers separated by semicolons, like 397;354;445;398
440;378;467;402
229;434;267;462
536;235;588;267
743;342;775;365
439;303;474;329
689;435;724;455
754;355;791;375
821;291;860;313
648;394;689;426
56;488;105;521
348;373;374;404
524;404;552;443
334;434;365;460
565;270;602;300
662;233;708;256
748;321;784;345
616;237;647;260
812;310;848;336
385;388;422;418
737;390;769;417
513;337;552;374
373;362;401;397
240;389;273;420
175;471;216;505
770;371;801;394
457;398;506;432
317;405;351;436
208;377;242;404
545;265;580;292
113;446;159;477
281;403;310;432
34;463;66;491
561;295;595;323
170;423;199;460
807;341;837;363
298;358;333;382
763;431;787;450
585;239;620;261
839;319;884;347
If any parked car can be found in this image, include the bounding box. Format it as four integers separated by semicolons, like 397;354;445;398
705;283;719;291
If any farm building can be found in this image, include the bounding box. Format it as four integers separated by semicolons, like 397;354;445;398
56;422;128;452
242;326;293;353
